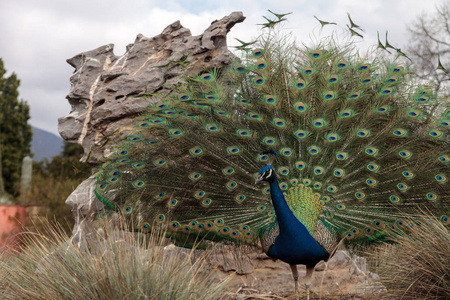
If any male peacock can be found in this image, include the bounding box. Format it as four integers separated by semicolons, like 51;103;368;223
94;13;449;299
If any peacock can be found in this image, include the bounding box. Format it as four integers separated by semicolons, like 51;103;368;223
93;13;449;299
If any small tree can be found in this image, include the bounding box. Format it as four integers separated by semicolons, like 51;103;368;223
0;58;33;197
406;1;450;97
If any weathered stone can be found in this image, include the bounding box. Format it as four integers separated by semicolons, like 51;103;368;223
58;11;245;164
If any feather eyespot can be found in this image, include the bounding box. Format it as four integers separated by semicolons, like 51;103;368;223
201;73;213;81
359;64;370;71
295;80;306;89
435;174;447;183
366;178;377;186
265;95;277;104
273;118;286;128
328;185;337;193
356;130;370;137
337;61;347;68
278;167;290;176
333;169;344;177
426;193;438;201
438;155;449;163
170;221;180;230
367;163;380;172
336;152;348;160
227;146;241;154
377;106;389;113
226;181;238;190
310;50;324;59
314;166;324;175
349;92;360;99
194;190;206;199
263;137;277;145
308;145;320;155
340;110;354;118
262;187;271;194
323;91;335;100
302;179;312;186
252;49;264;57
132;180;145;188
312;118;326;128
141;223;151;233
189;146;203;156
328;75;339;83
294;101;308;113
256;59;266;69
365;147;378;156
303;67;314;74
429;130;443;139
294;129;309;139
179;94;190;100
254;76;264;85
214;218;225;226
222;167;235;175
402;171;414;179
416;96;429;103
295;161;306;170
355;192;366;200
390;195;400;203
201;198;212;207
381;88;394;95
153;159;167;167
235;64;246;72
281;148;292;157
168;199;178;207
188;172;202;181
397;183;408;191
248;112;261;120
235;194;246;203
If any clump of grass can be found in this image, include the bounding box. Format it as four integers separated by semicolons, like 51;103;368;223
0;221;230;300
369;214;450;299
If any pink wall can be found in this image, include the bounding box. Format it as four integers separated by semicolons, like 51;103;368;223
0;205;26;250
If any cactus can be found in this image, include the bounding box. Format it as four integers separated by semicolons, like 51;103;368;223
19;156;32;203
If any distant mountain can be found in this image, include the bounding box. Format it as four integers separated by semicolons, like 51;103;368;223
31;127;64;162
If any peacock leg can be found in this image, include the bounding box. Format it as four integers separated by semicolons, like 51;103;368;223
289;264;299;299
305;265;314;300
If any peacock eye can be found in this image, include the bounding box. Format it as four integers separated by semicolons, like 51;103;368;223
263;169;272;178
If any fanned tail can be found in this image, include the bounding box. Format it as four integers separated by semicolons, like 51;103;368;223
94;16;449;246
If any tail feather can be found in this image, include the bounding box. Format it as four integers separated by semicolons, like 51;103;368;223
95;16;449;245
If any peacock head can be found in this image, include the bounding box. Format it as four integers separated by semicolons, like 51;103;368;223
256;165;276;183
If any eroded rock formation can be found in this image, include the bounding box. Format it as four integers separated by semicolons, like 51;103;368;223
59;11;245;164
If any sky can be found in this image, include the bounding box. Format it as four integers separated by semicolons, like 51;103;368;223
0;0;446;136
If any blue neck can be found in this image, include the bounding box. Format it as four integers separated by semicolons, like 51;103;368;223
268;176;302;237
266;174;330;265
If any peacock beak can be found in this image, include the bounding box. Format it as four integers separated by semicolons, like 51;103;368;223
255;174;263;184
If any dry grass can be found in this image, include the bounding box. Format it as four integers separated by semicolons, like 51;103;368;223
0;221;230;300
368;214;450;299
